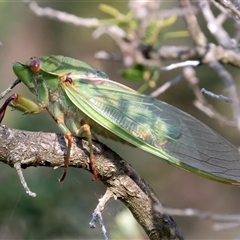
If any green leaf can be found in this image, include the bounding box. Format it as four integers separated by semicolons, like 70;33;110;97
121;65;145;82
99;4;121;18
163;31;189;39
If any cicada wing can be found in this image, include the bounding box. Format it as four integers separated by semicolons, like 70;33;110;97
64;78;240;185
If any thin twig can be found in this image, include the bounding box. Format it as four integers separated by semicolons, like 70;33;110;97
89;190;113;240
150;73;184;97
200;1;232;48
201;88;233;103
213;222;240;231
208;60;240;129
183;66;237;127
193;99;237;127
25;1;100;28
94;51;122;61
213;0;240;20
161;60;200;71
156;205;240;231
14;162;36;197
156;205;240;223
0;79;21;100
156;6;198;20
179;0;207;47
183;66;202;100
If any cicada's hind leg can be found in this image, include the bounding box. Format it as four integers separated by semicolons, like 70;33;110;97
57;122;98;182
56;126;73;183
77;124;98;181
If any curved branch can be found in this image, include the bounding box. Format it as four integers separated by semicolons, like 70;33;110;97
179;0;207;47
0;125;183;240
25;1;240;69
213;0;240;19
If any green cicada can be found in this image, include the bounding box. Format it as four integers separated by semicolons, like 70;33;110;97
1;55;240;185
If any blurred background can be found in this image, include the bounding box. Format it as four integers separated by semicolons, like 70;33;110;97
0;1;240;239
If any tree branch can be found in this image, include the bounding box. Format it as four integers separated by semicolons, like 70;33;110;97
179;0;207;48
0;125;183;240
213;0;240;20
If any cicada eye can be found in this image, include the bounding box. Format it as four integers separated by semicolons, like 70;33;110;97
61;74;73;83
29;58;41;73
65;75;73;83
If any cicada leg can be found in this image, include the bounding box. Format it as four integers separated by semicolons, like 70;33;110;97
45;108;73;183
78;124;98;181
56;121;98;182
0;93;43;123
0;94;98;182
56;129;73;183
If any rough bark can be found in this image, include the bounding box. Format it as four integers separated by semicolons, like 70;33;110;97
0;125;183;240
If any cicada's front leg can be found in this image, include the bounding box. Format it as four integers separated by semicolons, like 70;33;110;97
51;115;73;183
0;93;44;123
0;94;98;182
0;93;73;183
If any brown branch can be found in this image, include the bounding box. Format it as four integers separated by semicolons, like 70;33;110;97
157;205;240;228
200;1;232;48
179;0;207;48
0;125;184;240
25;1;240;69
183;66;237;127
207;60;240;128
148;45;240;69
193;99;237;127
26;1;100;28
213;0;240;19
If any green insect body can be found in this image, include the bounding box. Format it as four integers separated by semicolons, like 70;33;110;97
1;55;240;185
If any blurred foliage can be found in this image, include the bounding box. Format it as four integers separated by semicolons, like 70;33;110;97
121;64;160;92
0;1;240;240
99;3;137;29
100;4;189;93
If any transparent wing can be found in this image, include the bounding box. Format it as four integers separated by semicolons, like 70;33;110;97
64;78;240;185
